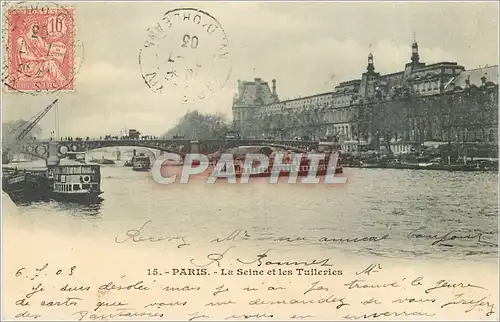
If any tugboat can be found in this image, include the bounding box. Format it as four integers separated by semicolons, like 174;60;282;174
48;163;103;204
132;153;151;171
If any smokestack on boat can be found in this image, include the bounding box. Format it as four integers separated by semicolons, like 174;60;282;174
46;141;60;167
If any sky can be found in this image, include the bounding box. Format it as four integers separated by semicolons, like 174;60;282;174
2;1;498;138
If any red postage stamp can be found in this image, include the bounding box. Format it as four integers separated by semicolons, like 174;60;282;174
5;7;75;92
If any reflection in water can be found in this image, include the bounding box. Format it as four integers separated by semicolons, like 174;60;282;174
52;201;102;217
5;166;498;261
16;200;103;218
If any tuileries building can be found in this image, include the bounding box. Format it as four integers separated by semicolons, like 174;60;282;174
232;40;498;152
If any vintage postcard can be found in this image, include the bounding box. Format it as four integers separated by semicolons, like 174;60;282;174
1;1;498;321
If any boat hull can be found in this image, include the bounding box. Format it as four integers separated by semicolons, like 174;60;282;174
207;165;343;178
2;172;50;204
50;191;104;204
3;163;105;205
344;162;497;172
90;159;115;165
359;164;380;168
232;167;342;178
132;167;151;171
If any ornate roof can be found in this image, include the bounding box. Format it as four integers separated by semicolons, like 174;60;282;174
234;79;277;107
444;65;498;91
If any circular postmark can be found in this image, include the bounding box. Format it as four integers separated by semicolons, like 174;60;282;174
2;1;84;94
138;8;232;104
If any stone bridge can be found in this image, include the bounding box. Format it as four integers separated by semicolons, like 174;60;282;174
21;139;320;160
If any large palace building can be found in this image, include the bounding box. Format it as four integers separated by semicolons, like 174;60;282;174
232;40;498;152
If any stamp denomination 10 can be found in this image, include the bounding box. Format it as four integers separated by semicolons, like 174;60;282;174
139;8;231;104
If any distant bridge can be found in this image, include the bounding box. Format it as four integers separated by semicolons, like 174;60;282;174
21;139;321;160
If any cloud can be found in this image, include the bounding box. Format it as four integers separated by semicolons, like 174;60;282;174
77;61;137;88
2;2;498;138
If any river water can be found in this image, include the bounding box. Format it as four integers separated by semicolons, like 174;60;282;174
4;163;498;262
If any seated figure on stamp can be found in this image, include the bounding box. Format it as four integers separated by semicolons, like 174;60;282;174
16;17;66;82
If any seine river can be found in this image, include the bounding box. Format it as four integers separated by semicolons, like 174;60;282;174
4;163;498;262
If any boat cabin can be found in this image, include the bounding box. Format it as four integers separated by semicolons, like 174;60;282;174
66;151;86;162
49;164;101;193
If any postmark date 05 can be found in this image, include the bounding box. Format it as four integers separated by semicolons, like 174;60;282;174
148;268;208;276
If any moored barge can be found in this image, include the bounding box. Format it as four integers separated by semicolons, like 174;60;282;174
2;169;50;203
209;154;343;178
2;158;104;205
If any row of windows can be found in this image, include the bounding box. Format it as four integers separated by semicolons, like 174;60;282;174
254;109;354;120
263;98;352;112
238;92;358;114
54;183;94;192
55;166;97;175
335;126;351;136
413;81;440;91
416;87;439;93
279;95;334;106
255;103;354;117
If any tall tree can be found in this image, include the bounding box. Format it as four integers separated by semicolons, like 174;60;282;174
2;119;42;154
163;111;231;139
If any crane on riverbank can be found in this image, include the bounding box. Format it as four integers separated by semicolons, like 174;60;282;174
2;99;59;164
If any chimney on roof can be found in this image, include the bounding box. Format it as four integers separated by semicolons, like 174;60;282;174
272;79;277;96
237;79;244;99
367;52;375;73
411;34;420;65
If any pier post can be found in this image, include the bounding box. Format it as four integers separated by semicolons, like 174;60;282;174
46;141;60;167
190;141;200;153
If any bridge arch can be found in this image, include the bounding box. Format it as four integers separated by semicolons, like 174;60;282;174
21;143;50;160
120;148;157;158
57;140;187;158
200;140;316;154
21;139;320;161
263;144;309;153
